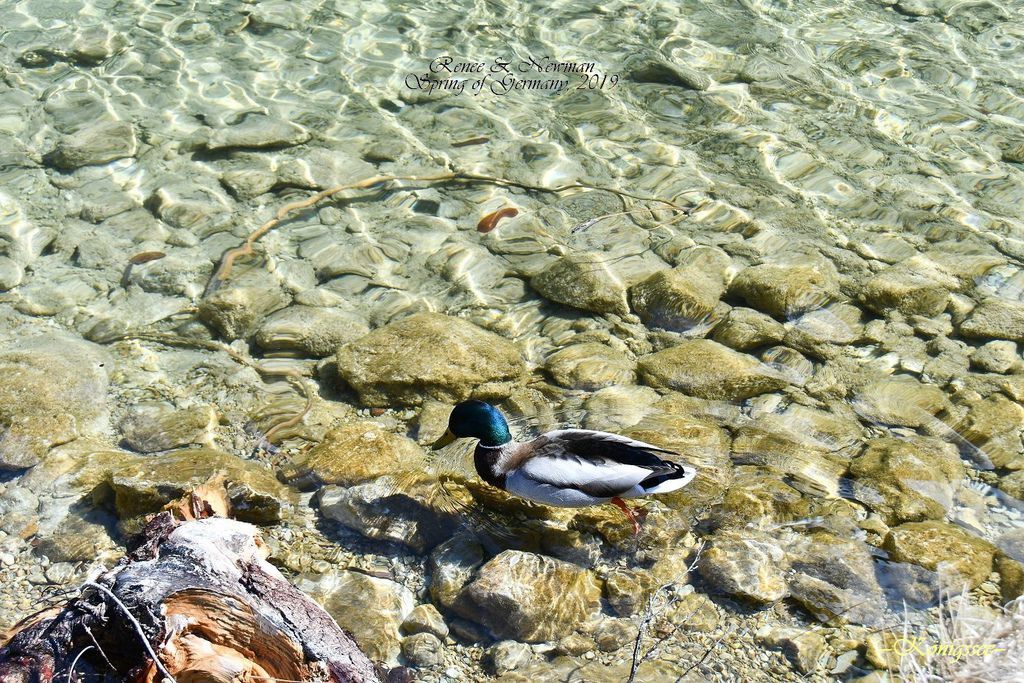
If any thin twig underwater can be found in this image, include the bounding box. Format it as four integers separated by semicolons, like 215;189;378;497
203;169;698;296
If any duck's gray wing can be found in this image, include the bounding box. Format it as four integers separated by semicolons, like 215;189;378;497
514;429;680;498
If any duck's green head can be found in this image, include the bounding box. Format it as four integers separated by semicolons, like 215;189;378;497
432;400;512;449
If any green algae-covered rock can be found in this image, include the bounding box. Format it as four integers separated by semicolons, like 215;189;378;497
883;521;997;589
530;254;629;315
959;298;1024;343
545;342;635;390
0;334;110;469
728;263;839;319
90;448;292;528
628;266;725;331
859;258;956;317
280;421;424;486
455;550;602;642
336;313;525;406
638;339;788;400
955;394;1024;469
711;307;785;351
848;437;964;524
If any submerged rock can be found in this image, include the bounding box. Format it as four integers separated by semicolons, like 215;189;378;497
699;529;788;603
876;559;941;608
661;590;720;633
296;569;415;665
995;529;1024;601
628;266;725;332
204;115;310;151
859;258;956;317
545;342;635;390
145;181;232;236
336;313;526;406
848;437;964;525
0;256;24;291
954;394;1024;469
429;534;486;611
0;334;110;469
712;470;811;530
625;412;733;505
786;532;885;626
401;604;449;639
255;305;370;357
784;303;864;358
637;339;788;400
603;569;657;617
711;307;785;351
728;263;839;319
627;57;712;91
530;254;629;315
94;448;292;528
283;421;424;487
318;475;460;553
883;521;997;589
35;510;117;563
198;270;291;340
402;632;443;668
582;385;662;431
758;627;828;675
484;640;534;675
731;421;845;494
970;340;1019;374
47;120;137;169
959;298;1024;342
455;550;602;642
118;403;218;453
852;376;951;429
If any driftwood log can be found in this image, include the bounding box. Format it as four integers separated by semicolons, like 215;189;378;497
0;510;381;682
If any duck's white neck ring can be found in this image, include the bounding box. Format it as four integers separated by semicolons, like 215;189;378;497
477;443;507;450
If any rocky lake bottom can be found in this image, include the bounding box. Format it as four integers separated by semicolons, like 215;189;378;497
2;0;1024;680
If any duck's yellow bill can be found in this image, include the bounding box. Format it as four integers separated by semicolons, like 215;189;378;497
431;429;456;450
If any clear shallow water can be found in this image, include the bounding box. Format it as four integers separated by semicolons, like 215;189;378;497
1;0;1024;680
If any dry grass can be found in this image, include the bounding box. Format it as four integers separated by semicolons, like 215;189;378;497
895;591;1023;683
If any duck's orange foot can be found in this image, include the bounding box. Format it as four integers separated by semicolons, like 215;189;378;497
610;496;641;536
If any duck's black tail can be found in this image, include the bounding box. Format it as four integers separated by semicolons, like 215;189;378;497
640;462;697;493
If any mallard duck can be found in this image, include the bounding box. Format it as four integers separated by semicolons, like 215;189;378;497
431;400;696;534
